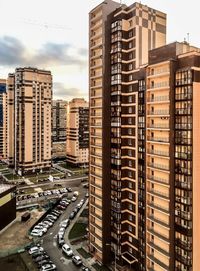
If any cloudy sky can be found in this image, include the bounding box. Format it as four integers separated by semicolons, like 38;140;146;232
0;0;199;101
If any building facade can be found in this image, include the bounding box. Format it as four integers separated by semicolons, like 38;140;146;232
0;79;7;159
89;3;200;269
0;184;16;231
6;67;52;175
89;0;166;268
66;98;89;166
52;100;68;159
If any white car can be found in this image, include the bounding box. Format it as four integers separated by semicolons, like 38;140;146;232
73;191;79;197
40;263;56;271
72;255;82;266
31;229;43;237
28;246;44;255
62;244;73;256
71;196;77;202
33;226;47;233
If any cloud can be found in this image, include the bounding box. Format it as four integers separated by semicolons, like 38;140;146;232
53;82;88;100
0;36;26;65
0;35;87;69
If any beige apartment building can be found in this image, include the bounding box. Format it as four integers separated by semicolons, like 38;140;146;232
6;67;52;175
66;98;89;167
89;1;200;271
52;100;68;159
0;79;7;159
89;0;166;268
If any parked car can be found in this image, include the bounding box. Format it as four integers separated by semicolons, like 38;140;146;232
73;191;79;197
71;196;77;202
32;251;47;259
37;260;53;268
69;211;75;220
29;246;44;255
82;267;91;271
57;205;66;210
40;264;56;271
60;219;70;228
72;255;82;266
31;229;43;237
68;187;72;192
62;244;73;256
34;254;50;263
57;237;65;248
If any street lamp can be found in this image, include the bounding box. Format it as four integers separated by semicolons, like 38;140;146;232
106;243;117;271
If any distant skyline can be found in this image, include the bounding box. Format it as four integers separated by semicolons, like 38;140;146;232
0;0;199;101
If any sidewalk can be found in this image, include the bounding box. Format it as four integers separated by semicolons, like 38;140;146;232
64;199;98;271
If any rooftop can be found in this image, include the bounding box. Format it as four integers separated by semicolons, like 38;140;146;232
0;184;15;194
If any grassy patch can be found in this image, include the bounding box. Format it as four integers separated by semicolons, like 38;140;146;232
92;263;111;271
4;173;21;180
69;222;87;240
0;164;8;170
77;248;92;259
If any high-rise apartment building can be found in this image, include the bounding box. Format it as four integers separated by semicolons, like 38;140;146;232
145;42;200;271
89;0;166;268
89;2;200;269
0;79;6;159
52;100;68;159
6;67;52;175
66;98;89;167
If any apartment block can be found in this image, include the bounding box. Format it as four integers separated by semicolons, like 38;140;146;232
52;100;68;159
6;67;52;175
145;42;200;271
90;4;200;269
0;184;16;231
66;98;89;166
0;79;6;159
89;0;166;266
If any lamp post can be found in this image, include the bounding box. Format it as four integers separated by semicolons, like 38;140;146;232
106;243;117;271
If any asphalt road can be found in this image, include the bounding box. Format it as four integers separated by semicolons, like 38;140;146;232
18;176;88;190
41;185;88;271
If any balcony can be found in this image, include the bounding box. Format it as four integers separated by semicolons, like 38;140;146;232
175;251;192;267
175;196;192;205
148;162;169;172
147;81;169;91
175;180;192;190
90;151;102;158
147;137;169;144
90;171;102;179
90;180;102;189
147;149;169;158
148;241;169;257
175;239;192;251
148;215;169;228
175;209;192;220
90;200;102;210
147;69;170;78
147;175;169;186
148;189;169;200
147;96;169;103
147;110;170;116
147;123;169;130
148;202;169;214
147;254;169;271
148;227;169;243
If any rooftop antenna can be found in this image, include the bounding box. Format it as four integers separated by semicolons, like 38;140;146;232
187;33;190;44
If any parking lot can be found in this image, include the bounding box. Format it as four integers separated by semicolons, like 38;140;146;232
28;185;90;271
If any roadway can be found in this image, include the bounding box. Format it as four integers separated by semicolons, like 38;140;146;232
41;184;88;271
18;176;88;190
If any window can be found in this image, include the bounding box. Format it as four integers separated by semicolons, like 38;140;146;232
128;41;133;49
128;129;132;136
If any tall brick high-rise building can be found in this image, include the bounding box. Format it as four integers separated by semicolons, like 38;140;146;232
6;67;52;175
89;1;166;269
